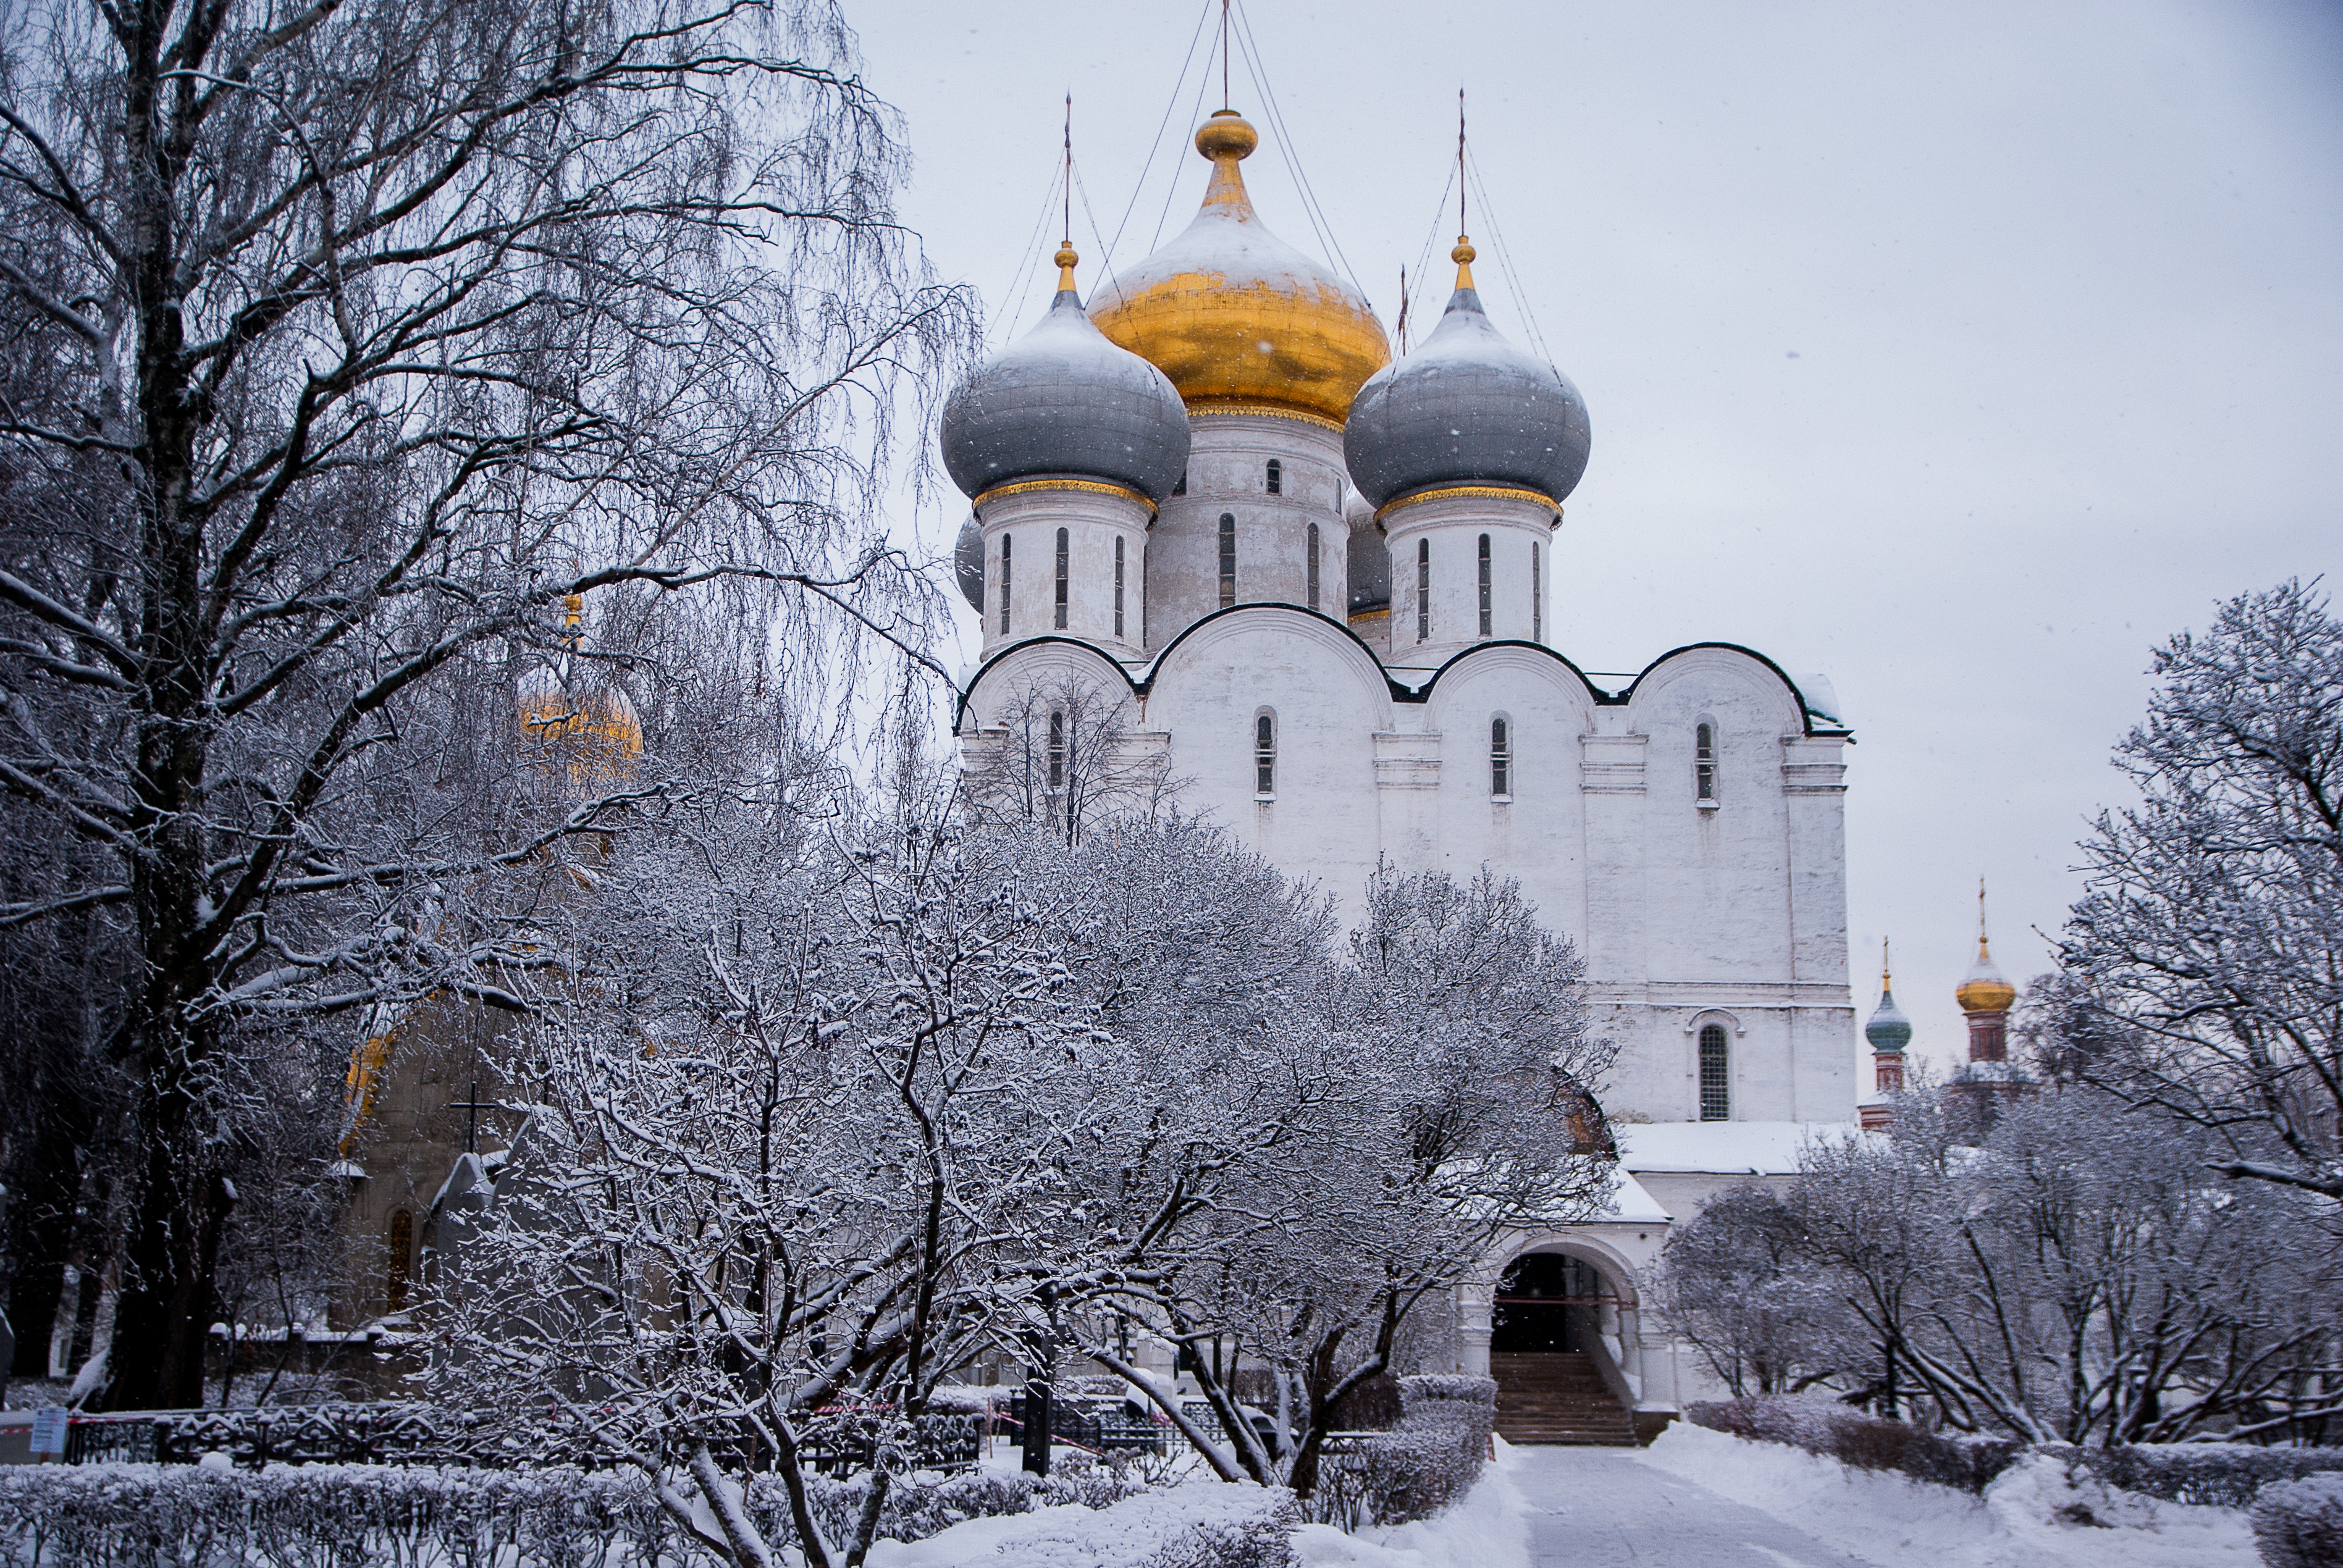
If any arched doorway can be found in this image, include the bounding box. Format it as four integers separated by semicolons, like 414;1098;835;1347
1491;1252;1602;1353
1487;1249;1641;1444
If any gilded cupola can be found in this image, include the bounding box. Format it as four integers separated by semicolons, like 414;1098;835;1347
1088;111;1390;428
1955;882;2017;1015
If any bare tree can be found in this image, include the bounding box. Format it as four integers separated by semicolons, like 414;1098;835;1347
960;673;1178;845
0;0;974;1406
2061;580;2343;1199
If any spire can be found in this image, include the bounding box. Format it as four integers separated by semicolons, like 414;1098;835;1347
1977;876;1991;960
1452;88;1477;295
1055;94;1078;297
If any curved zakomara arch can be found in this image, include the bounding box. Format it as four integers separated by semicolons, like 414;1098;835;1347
1479;1231;1644;1309
956;621;1854;744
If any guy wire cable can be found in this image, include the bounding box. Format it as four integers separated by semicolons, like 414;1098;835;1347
1404;157;1458;351
1101;0;1218;300
1149;38;1221;254
1231;0;1369;305
995;159;1066;346
1466;145;1558;369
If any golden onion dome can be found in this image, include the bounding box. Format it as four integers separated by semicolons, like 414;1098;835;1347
1088;111;1390;427
518;594;644;784
1955;936;2017;1015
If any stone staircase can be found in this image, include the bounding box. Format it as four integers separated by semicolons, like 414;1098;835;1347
1489;1351;1641;1446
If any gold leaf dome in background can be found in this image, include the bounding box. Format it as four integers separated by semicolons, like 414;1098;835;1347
1955;937;2017;1015
1088;112;1390;428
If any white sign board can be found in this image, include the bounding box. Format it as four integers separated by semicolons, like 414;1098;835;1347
29;1407;67;1461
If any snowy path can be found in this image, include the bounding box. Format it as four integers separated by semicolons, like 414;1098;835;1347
1512;1445;1880;1568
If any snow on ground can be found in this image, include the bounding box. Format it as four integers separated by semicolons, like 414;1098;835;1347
1291;1438;1530;1568
863;1478;1286;1568
1628;1421;2259;1568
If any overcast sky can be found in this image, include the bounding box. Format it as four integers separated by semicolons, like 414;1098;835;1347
851;0;2343;1078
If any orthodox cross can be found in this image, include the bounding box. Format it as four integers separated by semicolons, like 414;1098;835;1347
448;1081;495;1155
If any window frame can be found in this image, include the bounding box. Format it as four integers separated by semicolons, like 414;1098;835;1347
1697;1023;1731;1121
1478;532;1492;637
997;533;1011;635
1531;540;1542;642
1306;521;1321;611
1218;513;1237;609
1113;534;1125;638
1695;718;1720;808
1490;713;1513;800
1047;708;1065;790
1265;458;1282;495
1253;708;1277;799
1415;537;1430;642
1053;526;1070;631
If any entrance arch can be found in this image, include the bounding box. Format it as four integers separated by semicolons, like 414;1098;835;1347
1491;1252;1603;1352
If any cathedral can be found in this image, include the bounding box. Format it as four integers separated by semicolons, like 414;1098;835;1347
943;107;1862;1436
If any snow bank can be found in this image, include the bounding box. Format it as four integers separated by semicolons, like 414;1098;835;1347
1639;1420;2260;1567
864;1479;1295;1568
1290;1445;1528;1568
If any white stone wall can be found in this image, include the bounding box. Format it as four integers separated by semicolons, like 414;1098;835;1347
975;484;1152;658
961;617;1857;1128
1379;490;1559;665
1143;412;1351;647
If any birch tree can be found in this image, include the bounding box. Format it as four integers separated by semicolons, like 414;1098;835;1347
0;0;972;1407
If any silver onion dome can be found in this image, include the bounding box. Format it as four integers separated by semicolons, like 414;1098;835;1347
954;513;985;608
1343;247;1590;511
941;260;1190;505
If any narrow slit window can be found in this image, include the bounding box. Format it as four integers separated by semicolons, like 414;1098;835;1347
1306;522;1321;611
1415;538;1431;642
1142;543;1149;645
387;1209;413;1310
1532;540;1542;642
998;534;1011;634
1053;527;1069;630
1114;535;1125;638
1218;514;1237;608
1255;711;1276;797
1491;716;1512;799
1265;459;1282;495
1048;710;1065;789
1699;1025;1731;1120
1478;533;1492;637
1696;722;1717;802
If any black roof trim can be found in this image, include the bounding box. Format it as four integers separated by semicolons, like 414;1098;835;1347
956;616;1853;740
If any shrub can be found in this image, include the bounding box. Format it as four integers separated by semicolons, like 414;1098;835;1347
2061;1446;2343;1511
0;1460;1151;1566
1302;1375;1496;1531
1687;1398;2021;1493
2252;1474;2343;1568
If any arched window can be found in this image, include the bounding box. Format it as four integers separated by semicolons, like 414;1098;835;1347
1531;541;1542;642
1141;543;1149;644
1491;715;1512;799
1218;514;1237;608
1477;534;1493;637
1053;527;1070;630
1265;459;1282;495
1113;535;1126;638
387;1209;414;1310
1695;721;1718;803
1415;537;1431;642
1254;711;1276;797
1306;522;1321;611
1047;710;1065;790
997;534;1012;634
1699;1025;1731;1120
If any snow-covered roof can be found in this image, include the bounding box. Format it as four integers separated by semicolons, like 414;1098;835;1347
1592;1168;1673;1224
1615;1120;1868;1176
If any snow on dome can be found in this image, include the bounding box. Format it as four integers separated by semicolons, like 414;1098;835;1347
1343;244;1591;511
954;512;985;609
1088;112;1390;427
940;258;1189;505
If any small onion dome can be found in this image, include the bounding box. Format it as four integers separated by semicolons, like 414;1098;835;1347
1866;978;1912;1054
1090;112;1390;427
1956;936;2017;1015
1343;240;1591;511
941;245;1189;503
954;512;985;608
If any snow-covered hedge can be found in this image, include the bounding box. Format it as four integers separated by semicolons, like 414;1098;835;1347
2058;1444;2343;1511
0;1461;1148;1566
1687;1398;2021;1493
1303;1373;1495;1530
2250;1474;2343;1568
